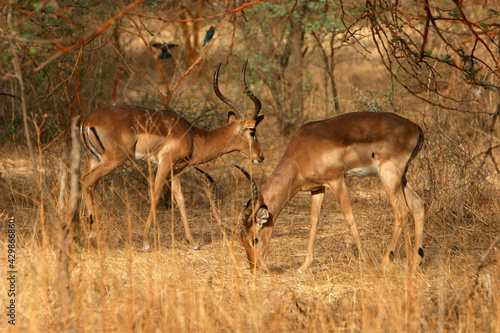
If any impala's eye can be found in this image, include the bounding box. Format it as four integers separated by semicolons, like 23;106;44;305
250;132;255;137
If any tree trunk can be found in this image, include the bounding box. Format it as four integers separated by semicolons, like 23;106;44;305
287;30;303;135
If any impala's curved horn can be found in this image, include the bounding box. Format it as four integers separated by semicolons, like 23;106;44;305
213;62;246;118
195;167;217;207
241;60;262;118
234;164;259;204
195;167;232;233
234;165;259;235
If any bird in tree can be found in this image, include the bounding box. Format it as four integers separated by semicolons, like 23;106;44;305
151;43;178;60
203;26;215;47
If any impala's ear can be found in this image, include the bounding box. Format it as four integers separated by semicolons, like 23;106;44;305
256;205;269;227
227;111;237;123
254;115;264;127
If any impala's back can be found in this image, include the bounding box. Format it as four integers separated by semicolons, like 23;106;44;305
286;112;423;187
81;105;193;164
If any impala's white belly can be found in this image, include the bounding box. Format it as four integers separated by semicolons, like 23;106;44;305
135;153;158;164
345;163;379;178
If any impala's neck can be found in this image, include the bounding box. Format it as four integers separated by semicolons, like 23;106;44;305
248;161;300;268
260;161;300;223
190;121;242;165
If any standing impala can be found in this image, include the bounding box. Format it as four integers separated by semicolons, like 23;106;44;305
232;112;424;273
80;62;264;251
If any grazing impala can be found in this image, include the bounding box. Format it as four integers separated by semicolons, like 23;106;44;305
80;62;264;251
211;112;424;273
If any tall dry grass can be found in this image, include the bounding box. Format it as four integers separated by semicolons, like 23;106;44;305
0;228;498;332
0;103;499;332
1;32;499;331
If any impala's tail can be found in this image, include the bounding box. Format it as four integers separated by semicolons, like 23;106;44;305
402;130;424;190
401;128;425;262
80;118;105;161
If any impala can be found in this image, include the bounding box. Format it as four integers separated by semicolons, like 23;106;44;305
80;62;264;251
206;112;424;273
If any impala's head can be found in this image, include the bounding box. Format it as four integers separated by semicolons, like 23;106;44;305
227;112;265;164
214;61;265;164
233;166;272;271
197;165;271;271
238;204;272;271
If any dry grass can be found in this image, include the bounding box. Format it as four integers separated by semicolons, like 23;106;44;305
1;3;498;331
0;37;499;331
0;110;499;333
1;219;499;332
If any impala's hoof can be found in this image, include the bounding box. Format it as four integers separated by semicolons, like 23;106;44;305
89;236;98;248
381;252;394;267
192;243;201;251
142;244;150;252
417;247;424;262
297;267;307;275
298;262;312;274
411;248;424;268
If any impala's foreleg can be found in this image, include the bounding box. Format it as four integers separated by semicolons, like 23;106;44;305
142;161;172;252
329;179;367;262
298;188;325;274
171;176;197;248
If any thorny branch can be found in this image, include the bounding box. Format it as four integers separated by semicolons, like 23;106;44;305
132;0;261;24
1;0;146;79
340;0;500;177
340;0;500;108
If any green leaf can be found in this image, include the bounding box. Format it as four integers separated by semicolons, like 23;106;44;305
3;53;13;62
35;72;46;86
29;47;38;56
20;32;33;39
488;8;499;16
448;8;462;18
32;2;41;12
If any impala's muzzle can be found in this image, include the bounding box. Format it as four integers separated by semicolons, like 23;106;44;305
253;155;264;164
240;150;264;164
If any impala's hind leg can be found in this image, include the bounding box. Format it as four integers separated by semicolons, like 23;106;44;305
171;176;197;248
378;161;409;266
82;157;124;246
404;184;425;267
